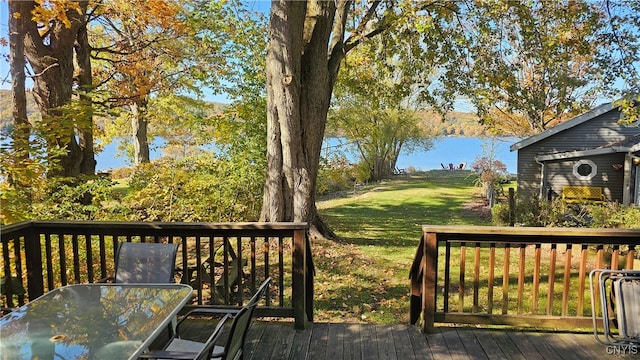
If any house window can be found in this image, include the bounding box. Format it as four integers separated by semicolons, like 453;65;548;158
573;159;597;180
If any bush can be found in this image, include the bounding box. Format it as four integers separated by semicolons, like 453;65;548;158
497;195;640;229
317;155;357;195
123;153;264;222
491;202;510;226
30;175;127;221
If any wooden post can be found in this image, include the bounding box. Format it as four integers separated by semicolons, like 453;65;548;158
422;231;438;333
23;224;44;300
292;228;309;329
305;235;314;323
508;187;515;226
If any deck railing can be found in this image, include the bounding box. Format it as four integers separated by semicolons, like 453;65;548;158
0;221;313;329
410;225;640;333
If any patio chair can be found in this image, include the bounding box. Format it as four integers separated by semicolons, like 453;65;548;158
100;242;180;283
589;269;640;345
139;277;271;360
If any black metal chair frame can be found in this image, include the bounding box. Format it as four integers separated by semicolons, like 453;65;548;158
590;269;640;345
140;277;272;360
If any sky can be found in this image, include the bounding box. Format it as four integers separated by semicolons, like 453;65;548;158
1;1;10;89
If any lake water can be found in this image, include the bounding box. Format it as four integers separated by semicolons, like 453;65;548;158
322;136;518;174
96;136;520;174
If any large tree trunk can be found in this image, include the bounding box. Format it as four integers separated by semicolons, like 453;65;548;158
75;20;96;175
261;0;343;239
9;0;30;164
22;1;89;177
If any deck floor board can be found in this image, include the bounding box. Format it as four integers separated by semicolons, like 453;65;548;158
175;320;638;360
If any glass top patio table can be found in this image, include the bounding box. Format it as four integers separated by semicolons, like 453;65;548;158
0;283;193;360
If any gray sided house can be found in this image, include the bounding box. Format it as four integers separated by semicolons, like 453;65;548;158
510;102;640;206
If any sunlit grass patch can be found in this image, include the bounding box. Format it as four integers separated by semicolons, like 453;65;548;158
314;170;490;323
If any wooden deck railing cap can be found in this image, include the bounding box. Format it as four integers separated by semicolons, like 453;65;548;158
422;225;640;237
2;220;309;232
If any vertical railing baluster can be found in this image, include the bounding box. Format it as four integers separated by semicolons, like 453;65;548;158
532;244;541;314
488;243;496;314
562;244;572;316
626;245;636;269
278;235;284;307
222;236;230;304
264;237;270;285
250;236;257;293
236;236;244;306
443;242;451;313
593;244;604;317
517;244;525;314
206;236;214;305
58;234;67;286
195;236;203;305
12;236;25;305
502;244;510;315
611;245;620;271
99;234;107;282
546;244;557;315
577;244;588;316
44;233;54;290
72;234;81;283
473;242;480;313
459;242;466;313
180;236;188;286
85;234;93;283
1;239;13;308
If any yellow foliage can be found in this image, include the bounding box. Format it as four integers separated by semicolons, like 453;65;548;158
32;0;81;31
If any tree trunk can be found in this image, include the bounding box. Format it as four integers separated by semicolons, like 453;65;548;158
22;1;88;177
9;0;30;165
261;0;342;240
131;98;150;165
75;20;96;175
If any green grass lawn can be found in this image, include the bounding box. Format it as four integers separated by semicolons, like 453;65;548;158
314;170;490;323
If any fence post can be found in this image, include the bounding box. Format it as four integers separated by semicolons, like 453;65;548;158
23;225;44;300
292;228;310;329
509;187;516;226
422;231;438;333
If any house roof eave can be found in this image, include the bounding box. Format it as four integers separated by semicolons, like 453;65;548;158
509;102;615;152
535;146;631;162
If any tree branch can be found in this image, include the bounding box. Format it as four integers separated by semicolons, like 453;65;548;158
27;62;59;78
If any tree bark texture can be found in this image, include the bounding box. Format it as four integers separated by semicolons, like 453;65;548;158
131;99;150;165
22;1;90;177
8;0;30;164
262;0;345;239
75;21;96;175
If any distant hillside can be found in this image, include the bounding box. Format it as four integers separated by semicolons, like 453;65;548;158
1;89;484;136
418;110;488;137
0;89;40;130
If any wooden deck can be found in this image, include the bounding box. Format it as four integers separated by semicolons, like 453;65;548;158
176;320;639;359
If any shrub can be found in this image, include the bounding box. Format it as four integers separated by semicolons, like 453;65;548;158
491;202;510;226
30;175;124;221
499;194;640;229
317;155;356;195
123;153;263;222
